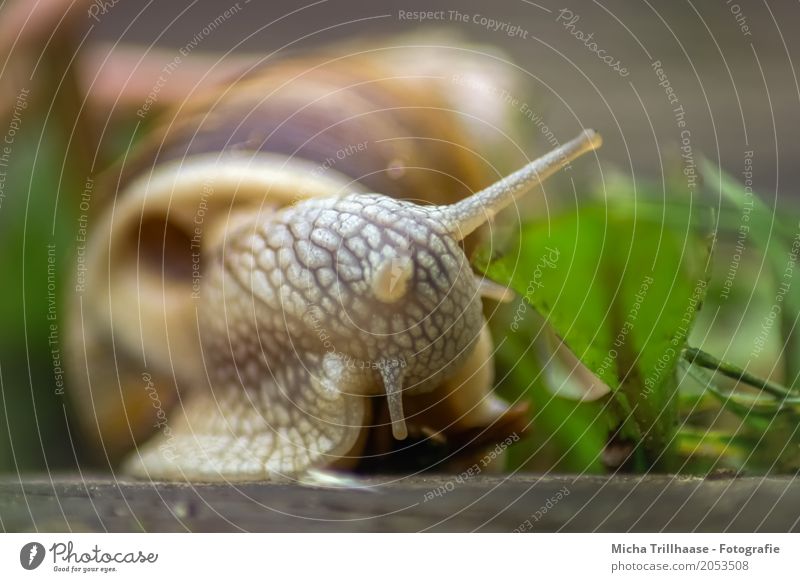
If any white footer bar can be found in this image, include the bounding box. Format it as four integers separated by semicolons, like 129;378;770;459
0;533;792;580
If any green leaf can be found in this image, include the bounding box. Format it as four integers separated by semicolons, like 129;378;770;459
492;325;608;473
476;200;710;469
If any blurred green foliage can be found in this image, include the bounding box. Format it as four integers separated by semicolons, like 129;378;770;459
0;117;75;471
0;94;143;472
477;164;800;475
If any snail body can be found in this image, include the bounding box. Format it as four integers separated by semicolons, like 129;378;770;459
67;41;601;481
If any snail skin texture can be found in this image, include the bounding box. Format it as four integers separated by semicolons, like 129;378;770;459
67;45;601;482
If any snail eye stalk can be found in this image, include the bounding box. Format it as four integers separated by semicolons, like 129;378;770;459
440;129;603;241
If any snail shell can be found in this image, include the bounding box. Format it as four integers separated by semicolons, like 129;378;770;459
67;41;601;481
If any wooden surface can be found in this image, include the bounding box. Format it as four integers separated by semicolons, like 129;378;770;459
2;474;799;532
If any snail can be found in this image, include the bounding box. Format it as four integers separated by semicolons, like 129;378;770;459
66;42;601;482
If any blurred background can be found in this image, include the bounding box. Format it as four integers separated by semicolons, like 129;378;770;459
1;0;799;475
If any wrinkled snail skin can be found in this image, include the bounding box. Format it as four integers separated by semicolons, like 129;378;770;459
65;43;602;482
130;194;486;479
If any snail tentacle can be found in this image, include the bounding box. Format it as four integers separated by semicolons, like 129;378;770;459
441;129;603;241
379;362;408;441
